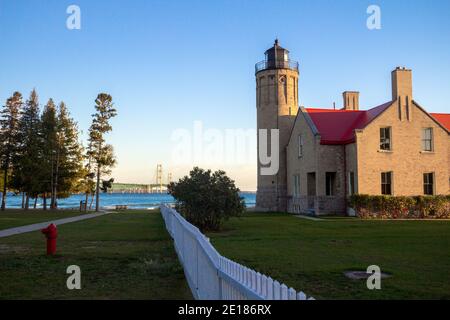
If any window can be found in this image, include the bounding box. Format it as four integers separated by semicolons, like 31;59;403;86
423;173;434;195
422;128;433;152
348;172;356;195
326;172;336;196
381;172;393;195
298;134;303;157
380;127;391;150
293;175;300;197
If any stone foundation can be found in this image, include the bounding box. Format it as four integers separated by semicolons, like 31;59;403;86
288;196;346;215
256;185;288;212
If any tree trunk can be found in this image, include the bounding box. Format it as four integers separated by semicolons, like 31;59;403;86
95;164;101;212
43;193;47;210
25;194;30;210
34;197;38;209
85;192;89;212
21;192;25;209
1;166;8;211
53;149;60;210
89;193;94;210
50;154;55;209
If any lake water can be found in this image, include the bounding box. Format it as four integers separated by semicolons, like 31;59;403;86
2;192;256;210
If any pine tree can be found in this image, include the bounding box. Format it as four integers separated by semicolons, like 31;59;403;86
0;92;23;210
52;102;84;207
40;99;58;210
12;89;41;210
81;139;96;211
88;93;117;212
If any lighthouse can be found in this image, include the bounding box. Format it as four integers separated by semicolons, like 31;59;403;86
255;40;299;211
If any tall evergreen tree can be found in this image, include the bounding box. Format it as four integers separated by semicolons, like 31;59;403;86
12;89;41;209
52;102;84;207
88;93;117;212
0;92;22;210
40;99;58;210
81;139;96;211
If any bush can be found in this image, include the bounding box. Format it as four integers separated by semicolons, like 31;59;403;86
168;167;245;231
349;194;450;219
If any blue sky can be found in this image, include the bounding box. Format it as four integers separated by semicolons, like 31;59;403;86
0;0;449;190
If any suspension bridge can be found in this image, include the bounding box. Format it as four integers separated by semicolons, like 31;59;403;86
110;164;173;193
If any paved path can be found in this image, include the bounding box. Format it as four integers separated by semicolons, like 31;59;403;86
0;212;110;238
294;214;324;221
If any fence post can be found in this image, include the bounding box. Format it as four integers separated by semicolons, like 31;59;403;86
251;271;257;291
246;268;252;288
256;272;262;295
261;275;268;298
218;272;223;300
273;281;281;300
267;277;274;300
281;284;288;300
182;223;185;262
288;288;296;300
297;291;307;300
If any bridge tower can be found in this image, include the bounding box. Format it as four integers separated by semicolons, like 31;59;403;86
156;164;163;193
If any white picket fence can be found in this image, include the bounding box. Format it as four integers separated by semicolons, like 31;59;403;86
160;205;314;300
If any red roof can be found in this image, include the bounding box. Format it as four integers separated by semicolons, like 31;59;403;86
305;102;392;145
431;113;450;131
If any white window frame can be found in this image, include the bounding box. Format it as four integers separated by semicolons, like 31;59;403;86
422;128;434;152
293;174;300;197
423;172;435;195
380;127;392;151
381;171;393;195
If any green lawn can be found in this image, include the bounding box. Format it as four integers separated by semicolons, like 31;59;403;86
0;210;192;299
208;212;450;300
0;210;88;230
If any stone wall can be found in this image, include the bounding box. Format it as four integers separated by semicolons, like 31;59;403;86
256;68;299;211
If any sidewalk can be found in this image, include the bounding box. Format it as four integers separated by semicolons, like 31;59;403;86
294;214;324;221
0;212;110;238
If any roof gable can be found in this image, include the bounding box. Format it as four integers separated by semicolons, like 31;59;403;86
287;106;319;147
294;101;449;145
304;101;392;145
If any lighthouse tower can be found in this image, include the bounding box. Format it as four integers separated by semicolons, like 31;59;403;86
255;40;299;211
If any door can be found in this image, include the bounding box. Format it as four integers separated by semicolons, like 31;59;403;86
307;172;316;209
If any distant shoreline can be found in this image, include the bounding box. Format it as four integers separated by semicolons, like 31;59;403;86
0;192;256;210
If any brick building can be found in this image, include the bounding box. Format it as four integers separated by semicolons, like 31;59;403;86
255;41;450;215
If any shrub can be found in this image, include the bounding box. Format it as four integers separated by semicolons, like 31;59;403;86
168;167;245;231
349;194;450;219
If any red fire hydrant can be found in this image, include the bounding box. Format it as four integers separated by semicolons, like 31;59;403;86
41;224;58;255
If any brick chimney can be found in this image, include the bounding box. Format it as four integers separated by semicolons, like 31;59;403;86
391;67;413;121
342;91;359;111
392;67;412;100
